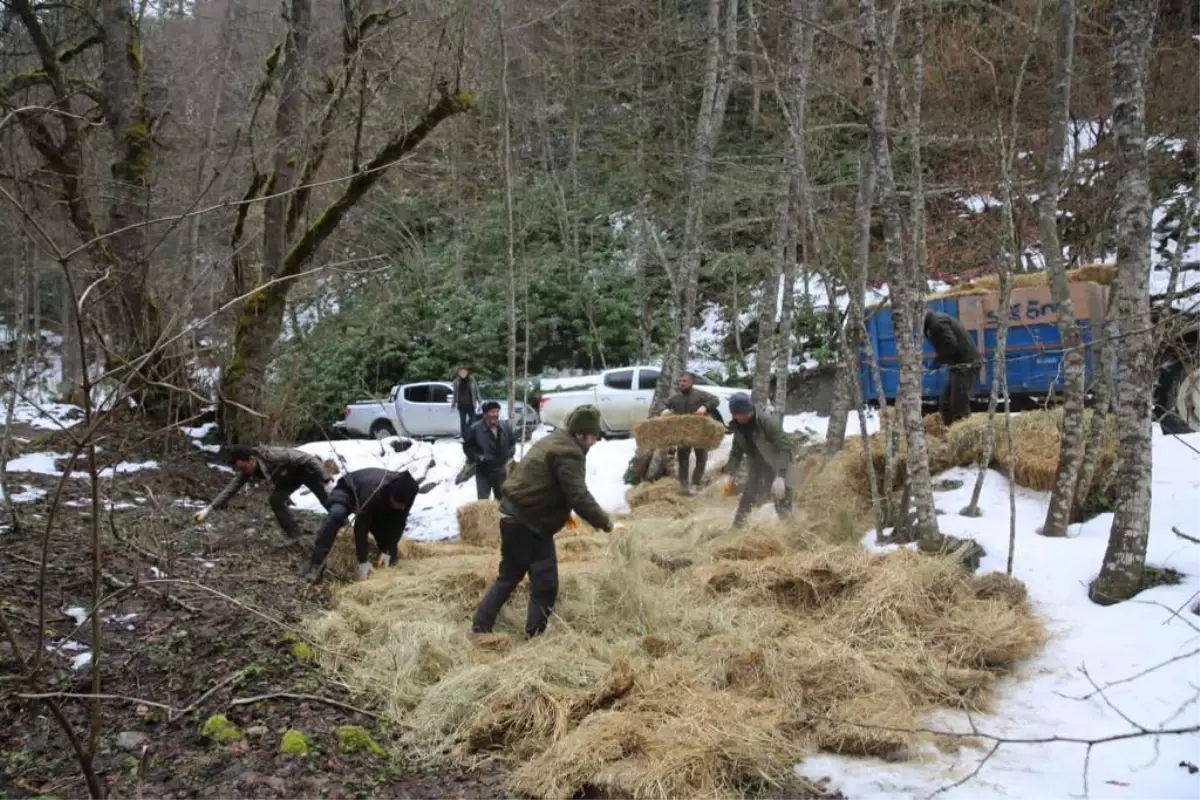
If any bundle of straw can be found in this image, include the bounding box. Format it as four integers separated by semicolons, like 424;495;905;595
633;415;725;452
456;500;501;546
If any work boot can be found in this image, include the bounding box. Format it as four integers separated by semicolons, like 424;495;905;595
355;562;374;582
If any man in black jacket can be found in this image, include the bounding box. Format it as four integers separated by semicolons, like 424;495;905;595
194;445;331;540
924;311;982;427
302;468;420;582
450;366;482;439
463;401;516;500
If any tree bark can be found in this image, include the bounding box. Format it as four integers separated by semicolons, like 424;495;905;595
1090;0;1157;605
1039;0;1087;538
649;0;736;415
860;0;939;544
497;0;518;421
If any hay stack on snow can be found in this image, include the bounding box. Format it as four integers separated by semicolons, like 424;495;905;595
625;478;692;521
633;414;725;452
456;500;501;546
304;496;1045;799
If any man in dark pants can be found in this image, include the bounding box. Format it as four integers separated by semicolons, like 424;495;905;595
472;405;615;638
463;401;516;500
450;365;482;439
302;468;420;582
722;393;795;530
194;445;331;540
660;372;720;494
923;311;981;427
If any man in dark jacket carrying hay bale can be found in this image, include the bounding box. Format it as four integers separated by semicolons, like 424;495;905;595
302;468;420;582
923;311;981;427
194;445;332;541
472;404;616;638
463;401;517;501
661;373;720;494
722;393;795;529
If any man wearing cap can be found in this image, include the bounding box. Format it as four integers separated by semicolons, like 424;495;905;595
722;393;795;529
472;404;615;638
463;400;517;500
660;372;721;494
302;467;420;582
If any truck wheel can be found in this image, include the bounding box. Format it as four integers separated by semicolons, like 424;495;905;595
1156;357;1200;434
370;420;397;440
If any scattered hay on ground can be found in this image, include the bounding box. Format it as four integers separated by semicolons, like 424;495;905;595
633;415;726;452
456;500;501;546
929;264;1114;297
304;500;1046;800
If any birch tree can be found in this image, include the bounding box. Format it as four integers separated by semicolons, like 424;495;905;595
648;0;737;414
1038;0;1088;538
1090;0;1157;605
859;0;939;543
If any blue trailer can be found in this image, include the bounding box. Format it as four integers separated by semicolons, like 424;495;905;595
856;281;1110;407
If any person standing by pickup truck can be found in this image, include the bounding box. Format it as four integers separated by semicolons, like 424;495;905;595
471;405;617;639
463;401;516;500
722;393;795;529
660;372;720;494
451;366;482;439
302;467;420;582
194;445;331;541
923;311;981;427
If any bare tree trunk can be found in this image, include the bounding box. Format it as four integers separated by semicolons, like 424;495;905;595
497;0;517;420
649;0;736;414
824;155;874;459
1090;0;1157;605
1039;0;1087;538
1073;296;1115;517
860;0;939;544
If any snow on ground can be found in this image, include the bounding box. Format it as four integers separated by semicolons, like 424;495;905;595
4;452;160;480
796;430;1200;800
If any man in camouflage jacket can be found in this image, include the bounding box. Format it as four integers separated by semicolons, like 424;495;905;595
721;393;794;529
472;405;615;638
194;445;331;540
661;372;721;493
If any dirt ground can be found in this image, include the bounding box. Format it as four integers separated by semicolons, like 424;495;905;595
1;414;838;799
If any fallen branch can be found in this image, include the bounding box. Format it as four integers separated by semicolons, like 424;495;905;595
230;691;382;719
101;570;200;613
17;691;180;714
172;668;249;721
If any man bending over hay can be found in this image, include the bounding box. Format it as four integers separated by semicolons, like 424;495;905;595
302;468;420;582
722;393;794;529
923;311;981;427
193;445;333;542
661;372;720;494
472;405;617;638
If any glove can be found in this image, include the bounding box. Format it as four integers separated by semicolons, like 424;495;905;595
375;553;392;568
694;407;708;417
611;522;627;533
564;514;581;531
355;562;374;581
722;477;734;497
193;508;210;524
660;409;674;417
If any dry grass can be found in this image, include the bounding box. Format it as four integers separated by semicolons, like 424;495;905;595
305;496;1045;799
457;500;501;546
794;410;1119;533
930;264;1115;297
633;415;726;452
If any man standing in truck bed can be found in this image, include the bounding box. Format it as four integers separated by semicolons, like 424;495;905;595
194;445;331;541
451;365;482;440
923;310;981;427
660;372;720;494
471;405;616;639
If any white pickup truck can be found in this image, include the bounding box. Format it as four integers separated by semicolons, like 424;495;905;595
538;366;743;435
336;381;540;439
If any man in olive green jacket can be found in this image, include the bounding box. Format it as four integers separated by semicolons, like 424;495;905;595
661;372;720;493
721;393;794;529
472;405;614;638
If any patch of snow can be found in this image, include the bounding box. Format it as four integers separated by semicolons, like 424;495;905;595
71;651;93;670
796;430;1200;799
64;606;88;625
0;483;46;503
959;194;1000;214
6;452;68;475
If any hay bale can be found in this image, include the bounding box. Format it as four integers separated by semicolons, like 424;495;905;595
457;500;500;546
324;525;360;579
633;415;725;451
626;478;689;508
929;264;1115;298
972;571;1029;608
